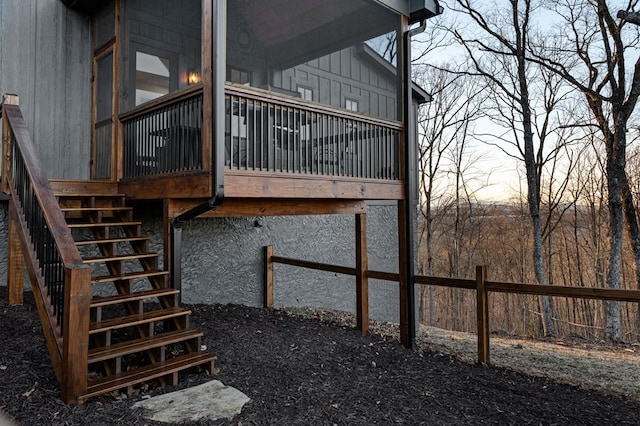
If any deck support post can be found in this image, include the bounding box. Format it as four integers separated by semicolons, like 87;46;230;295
7;200;24;305
355;213;369;334
398;15;424;349
170;221;183;304
163;199;172;287
264;245;274;308
397;200;415;348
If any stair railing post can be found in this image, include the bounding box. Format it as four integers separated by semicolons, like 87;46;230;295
2;94;19;195
6;200;25;305
62;265;91;404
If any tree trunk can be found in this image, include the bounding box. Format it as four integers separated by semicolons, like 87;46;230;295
604;126;625;342
519;56;556;337
620;171;640;342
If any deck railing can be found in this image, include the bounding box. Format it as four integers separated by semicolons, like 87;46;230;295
121;87;204;178
119;85;402;181
226;86;402;179
1;96;91;404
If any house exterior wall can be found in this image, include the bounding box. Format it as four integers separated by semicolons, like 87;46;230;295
0;0;407;324
0;0;92;180
273;45;399;120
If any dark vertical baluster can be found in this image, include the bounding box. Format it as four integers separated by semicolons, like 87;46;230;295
387;127;392;179
365;123;371;179
299;110;304;174
224;96;230;167
243;98;248;170
383;127;387;179
278;105;283;172
233;96;237;169
252;99;258;170
143;115;149;175
323;115;328;175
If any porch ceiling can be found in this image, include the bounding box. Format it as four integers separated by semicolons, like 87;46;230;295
229;0;398;69
59;0;110;15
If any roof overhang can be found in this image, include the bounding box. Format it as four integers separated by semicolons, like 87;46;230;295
59;0;110;15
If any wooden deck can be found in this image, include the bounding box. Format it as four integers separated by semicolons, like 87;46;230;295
117;170;403;201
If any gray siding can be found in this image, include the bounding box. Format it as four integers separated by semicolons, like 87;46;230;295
273;45;398;120
0;0;92;180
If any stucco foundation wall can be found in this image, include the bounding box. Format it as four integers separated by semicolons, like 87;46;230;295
140;204;401;323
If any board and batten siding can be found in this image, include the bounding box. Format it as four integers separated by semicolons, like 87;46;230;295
273;45;398;120
0;0;92;180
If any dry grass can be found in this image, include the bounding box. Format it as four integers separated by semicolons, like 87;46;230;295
290;307;640;402
418;326;640;401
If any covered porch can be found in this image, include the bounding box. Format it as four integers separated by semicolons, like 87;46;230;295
86;0;435;205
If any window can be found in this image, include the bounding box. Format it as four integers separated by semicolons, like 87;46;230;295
230;68;251;85
135;52;171;106
119;0;202;111
297;86;313;101
345;99;359;112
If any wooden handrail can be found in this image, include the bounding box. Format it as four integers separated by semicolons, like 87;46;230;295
2;96;91;404
226;84;404;130
118;84;203;122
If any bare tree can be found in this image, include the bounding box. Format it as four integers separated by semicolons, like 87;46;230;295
444;0;587;336
414;63;486;325
529;0;640;341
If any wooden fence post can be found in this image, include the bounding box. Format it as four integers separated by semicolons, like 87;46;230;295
476;265;490;364
264;245;274;308
355;213;369;334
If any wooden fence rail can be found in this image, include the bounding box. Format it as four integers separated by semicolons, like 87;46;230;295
263;245;640;365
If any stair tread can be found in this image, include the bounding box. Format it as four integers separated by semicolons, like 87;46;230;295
89;306;190;334
55;193;126;197
88;328;203;363
83;252;159;264
67;221;141;228
90;288;180;308
83;352;216;401
91;269;168;284
61;207;132;212
75;236;149;246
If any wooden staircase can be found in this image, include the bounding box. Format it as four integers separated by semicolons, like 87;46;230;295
55;187;216;402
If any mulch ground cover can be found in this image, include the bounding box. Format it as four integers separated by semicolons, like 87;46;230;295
2;287;640;425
